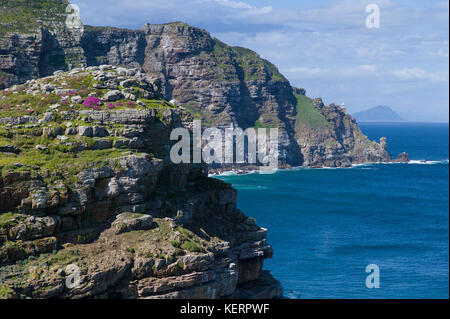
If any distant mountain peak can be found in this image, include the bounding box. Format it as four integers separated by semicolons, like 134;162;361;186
353;105;405;122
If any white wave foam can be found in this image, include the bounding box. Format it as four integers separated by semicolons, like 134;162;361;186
408;159;448;165
209;158;449;177
208;169;258;177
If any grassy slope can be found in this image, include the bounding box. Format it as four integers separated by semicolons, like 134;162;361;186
0;70;177;185
293;92;328;130
0;0;69;35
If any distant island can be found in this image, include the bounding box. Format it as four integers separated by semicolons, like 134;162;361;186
353;106;406;122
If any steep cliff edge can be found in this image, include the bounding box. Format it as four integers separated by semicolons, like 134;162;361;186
0;1;396;168
293;91;391;167
79;23;393;168
0;67;282;299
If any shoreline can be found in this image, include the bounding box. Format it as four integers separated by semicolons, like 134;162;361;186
208;158;450;177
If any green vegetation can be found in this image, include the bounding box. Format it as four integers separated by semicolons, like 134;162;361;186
294;93;329;130
0;285;15;299
231;46;286;82
160;21;191;27
76;232;92;244
177;227;194;239
343;117;351;127
181;240;203;253
0;71;176;119
83;25;137;33
0;91;61;118
0;0;69;36
211;40;235;80
252;112;281;129
182;102;214;126
262;60;285;82
0;69;179;189
0;143;132;186
46;249;80;266
0;212;25;230
170;240;181;248
253;120;275;129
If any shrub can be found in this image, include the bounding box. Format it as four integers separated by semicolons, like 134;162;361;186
170;240;181;248
182;240;203;253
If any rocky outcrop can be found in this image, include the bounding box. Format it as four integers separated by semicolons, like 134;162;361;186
293;95;392;168
77;22;402;168
396;152;410;163
78;22;302;167
0;0;85;87
0;67;282;299
1;2;397;168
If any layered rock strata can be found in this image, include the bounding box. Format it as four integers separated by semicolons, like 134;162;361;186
0;66;282;299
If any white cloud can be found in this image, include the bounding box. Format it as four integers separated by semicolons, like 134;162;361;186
213;0;252;9
392;68;449;83
202;0;272;18
282;64;378;80
282;66;328;79
341;64;377;76
213;0;272;14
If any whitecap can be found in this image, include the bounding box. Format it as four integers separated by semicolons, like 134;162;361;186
408;159;448;165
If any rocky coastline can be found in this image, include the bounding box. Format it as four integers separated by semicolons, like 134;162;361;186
0;1;407;169
0;0;410;300
0;66;282;299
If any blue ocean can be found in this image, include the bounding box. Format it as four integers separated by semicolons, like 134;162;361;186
216;123;449;299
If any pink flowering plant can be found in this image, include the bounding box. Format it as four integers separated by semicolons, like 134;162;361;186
82;97;101;108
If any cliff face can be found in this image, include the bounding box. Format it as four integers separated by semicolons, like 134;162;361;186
0;67;281;298
0;0;85;87
0;1;393;168
76;23;391;168
80;23;302;167
293;93;391;167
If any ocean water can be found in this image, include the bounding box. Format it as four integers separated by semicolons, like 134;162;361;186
215;123;449;299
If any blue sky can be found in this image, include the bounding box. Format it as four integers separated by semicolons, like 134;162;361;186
75;0;449;122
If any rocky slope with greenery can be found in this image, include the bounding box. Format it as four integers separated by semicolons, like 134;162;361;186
0;0;85;87
0;0;397;168
0;66;282;299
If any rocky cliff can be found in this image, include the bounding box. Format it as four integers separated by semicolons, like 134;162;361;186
0;1;396;168
0;0;85;87
0;66;282;299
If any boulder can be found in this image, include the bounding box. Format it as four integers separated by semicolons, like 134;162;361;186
93;126;109;137
92;139;113;150
103;90;123;101
396;152;410;163
120;79;138;88
71;95;83;104
0;145;20;154
78;126;93;137
111;213;153;234
65;127;77;135
35;144;47;151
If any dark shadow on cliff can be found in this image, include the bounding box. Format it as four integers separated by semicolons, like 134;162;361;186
38;28;69;76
